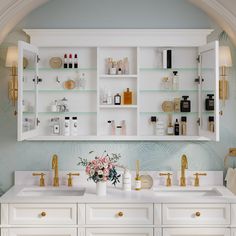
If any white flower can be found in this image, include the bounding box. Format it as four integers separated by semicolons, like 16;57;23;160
97;170;103;176
89;169;95;176
103;163;108;169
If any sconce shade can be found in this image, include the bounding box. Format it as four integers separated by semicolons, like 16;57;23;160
219;46;232;67
5;46;18;67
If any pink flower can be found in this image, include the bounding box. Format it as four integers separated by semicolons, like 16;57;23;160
103;169;109;176
85;166;90;174
103;177;107;181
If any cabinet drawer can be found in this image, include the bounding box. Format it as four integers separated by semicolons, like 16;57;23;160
162;204;230;225
8;228;77;236
163;228;230;236
86;228;153;236
86;204;153;225
9;204;77;225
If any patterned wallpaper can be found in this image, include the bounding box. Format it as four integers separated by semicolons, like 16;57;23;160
0;0;235;193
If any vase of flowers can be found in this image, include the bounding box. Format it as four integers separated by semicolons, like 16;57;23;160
78;151;121;196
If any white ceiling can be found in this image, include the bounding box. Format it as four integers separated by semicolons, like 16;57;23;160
0;0;236;45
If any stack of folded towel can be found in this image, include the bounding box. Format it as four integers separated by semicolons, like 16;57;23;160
225;168;236;195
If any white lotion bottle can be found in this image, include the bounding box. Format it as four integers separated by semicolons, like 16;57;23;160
123;168;132;191
71;117;78;136
63;117;71;136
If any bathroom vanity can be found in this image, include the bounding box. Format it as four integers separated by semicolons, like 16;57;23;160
0;171;236;236
18;29;219;141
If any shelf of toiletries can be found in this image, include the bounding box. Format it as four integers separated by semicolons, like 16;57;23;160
18;30;219;141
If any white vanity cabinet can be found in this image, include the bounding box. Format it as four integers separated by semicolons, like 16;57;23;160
0;202;235;236
86;228;153;236
17;29;219;141
8;228;78;236
163;228;230;236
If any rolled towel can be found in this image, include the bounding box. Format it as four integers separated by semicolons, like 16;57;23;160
225;168;236;194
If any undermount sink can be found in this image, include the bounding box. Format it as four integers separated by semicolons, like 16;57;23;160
153;188;222;197
17;187;86;197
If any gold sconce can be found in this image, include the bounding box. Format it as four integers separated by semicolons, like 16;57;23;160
219;46;232;106
5;46;18;115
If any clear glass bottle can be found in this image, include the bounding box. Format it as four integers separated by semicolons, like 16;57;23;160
23;118;31;132
167;114;174;135
172;71;179;90
156;120;165;136
79;73;86;90
114;93;121;105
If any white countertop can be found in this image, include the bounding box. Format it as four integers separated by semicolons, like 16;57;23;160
1;185;236;204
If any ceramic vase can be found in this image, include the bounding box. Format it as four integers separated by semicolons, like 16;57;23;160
96;181;107;196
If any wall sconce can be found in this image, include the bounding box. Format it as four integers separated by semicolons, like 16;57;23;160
5;46;18;115
219;46;232;105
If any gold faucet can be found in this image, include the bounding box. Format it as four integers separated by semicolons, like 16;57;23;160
52;154;59;187
180;154;188;186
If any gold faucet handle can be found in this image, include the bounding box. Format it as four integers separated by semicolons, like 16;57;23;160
32;173;46;187
193;172;207;187
67;173;80;187
159;173;172;187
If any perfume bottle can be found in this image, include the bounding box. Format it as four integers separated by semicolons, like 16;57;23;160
114;93;121;105
205;94;214;111
180;96;191;112
167;114;174;135
174;119;180;135
174;97;180;112
181;116;187;136
172;71;179;90
208;116;214;132
107;91;113;105
123;88;132;105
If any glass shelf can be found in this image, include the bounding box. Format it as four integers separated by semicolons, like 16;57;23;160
100;74;138;78
139;68;213;72
23;89;97;93
23;111;97;115
140;89;214;93
140;111;214;115
140;68;198;72
24;67;97;72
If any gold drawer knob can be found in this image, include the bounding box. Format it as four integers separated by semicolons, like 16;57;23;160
118;211;124;217
195;211;201;217
40;212;46;217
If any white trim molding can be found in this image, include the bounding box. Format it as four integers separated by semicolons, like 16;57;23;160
189;0;236;46
24;29;213;47
0;0;49;44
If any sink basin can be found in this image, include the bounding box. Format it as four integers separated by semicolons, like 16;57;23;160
153;188;222;197
17;187;86;197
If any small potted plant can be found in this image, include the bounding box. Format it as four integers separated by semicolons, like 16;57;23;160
78;151;121;196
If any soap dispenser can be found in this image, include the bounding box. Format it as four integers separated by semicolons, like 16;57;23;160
123;168;132;191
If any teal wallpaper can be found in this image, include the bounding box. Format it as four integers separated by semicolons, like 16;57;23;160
0;0;236;193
